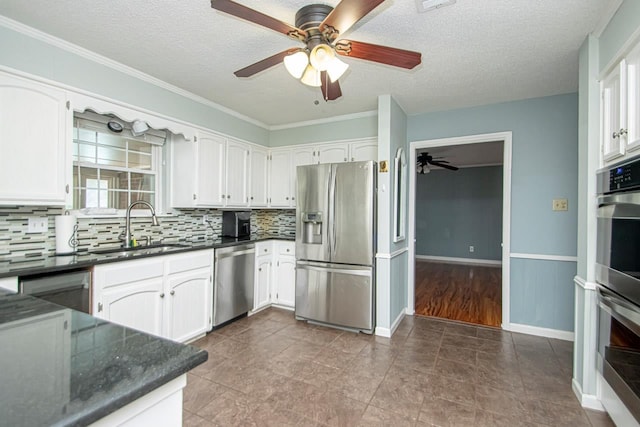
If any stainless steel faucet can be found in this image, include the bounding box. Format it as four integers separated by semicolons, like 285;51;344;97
122;201;160;248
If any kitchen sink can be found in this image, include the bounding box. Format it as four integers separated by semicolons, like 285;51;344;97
90;243;190;257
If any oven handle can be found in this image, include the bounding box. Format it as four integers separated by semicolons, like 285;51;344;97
598;285;640;337
598;193;640;207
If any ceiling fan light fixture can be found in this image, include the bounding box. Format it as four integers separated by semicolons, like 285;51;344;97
284;50;309;79
309;44;335;71
326;56;349;82
300;64;322;87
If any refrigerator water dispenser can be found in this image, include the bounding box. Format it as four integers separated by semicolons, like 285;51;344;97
301;212;323;244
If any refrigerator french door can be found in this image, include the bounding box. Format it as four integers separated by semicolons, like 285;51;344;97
295;161;376;333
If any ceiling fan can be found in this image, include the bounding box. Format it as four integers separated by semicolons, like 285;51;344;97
417;152;459;174
210;0;422;101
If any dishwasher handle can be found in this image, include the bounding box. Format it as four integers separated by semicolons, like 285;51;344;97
215;244;255;260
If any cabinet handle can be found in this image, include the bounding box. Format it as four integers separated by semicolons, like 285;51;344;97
227;194;231;199
170;290;175;296
344;157;347;162
259;268;262;272
193;194;197;200
264;249;267;252
351;157;354;162
251;196;254;200
65;184;70;194
612;131;619;139
97;302;103;312
619;128;628;137
160;293;165;298
292;197;295;200
286;197;289;200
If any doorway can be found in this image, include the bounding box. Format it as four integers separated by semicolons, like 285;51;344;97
408;132;512;329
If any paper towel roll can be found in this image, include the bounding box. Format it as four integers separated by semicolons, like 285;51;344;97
55;215;77;255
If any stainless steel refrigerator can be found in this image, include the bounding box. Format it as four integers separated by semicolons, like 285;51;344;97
295;161;376;333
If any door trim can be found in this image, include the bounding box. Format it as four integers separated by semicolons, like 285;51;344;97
407;131;512;329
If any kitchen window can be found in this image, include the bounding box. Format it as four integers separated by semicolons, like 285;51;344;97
72;111;164;212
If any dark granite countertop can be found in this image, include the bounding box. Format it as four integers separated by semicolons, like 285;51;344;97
0;234;294;279
0;292;207;427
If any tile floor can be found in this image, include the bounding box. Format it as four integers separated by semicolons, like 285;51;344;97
183;308;615;426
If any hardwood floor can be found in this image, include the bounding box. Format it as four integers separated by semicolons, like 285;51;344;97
414;260;502;327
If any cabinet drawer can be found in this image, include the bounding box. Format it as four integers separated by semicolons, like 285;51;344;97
255;242;273;256
277;241;295;256
94;258;165;289
166;250;213;275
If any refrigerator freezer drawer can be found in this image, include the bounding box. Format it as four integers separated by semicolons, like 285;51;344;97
295;261;374;333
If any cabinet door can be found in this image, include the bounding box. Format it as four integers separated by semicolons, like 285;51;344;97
274;257;296;307
250;147;269;207
317;144;348;164
269;150;292;207
100;278;164;336
225;139;250;207
166;267;211;342
254;256;272;310
350;140;378;162
293;147;316;166
196;132;226;206
602;64;625;162
169;135;197;208
627;45;640;152
0;73;69;205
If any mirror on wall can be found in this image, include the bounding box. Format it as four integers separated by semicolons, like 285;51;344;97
393;147;406;242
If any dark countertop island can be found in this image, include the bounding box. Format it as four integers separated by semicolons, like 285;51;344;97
0;291;207;427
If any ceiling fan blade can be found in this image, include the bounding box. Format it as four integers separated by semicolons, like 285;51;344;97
319;0;385;40
429;161;459;171
320;71;342;101
234;49;300;78
211;0;306;41
335;40;421;69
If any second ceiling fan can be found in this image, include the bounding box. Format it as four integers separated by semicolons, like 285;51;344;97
417;152;459;174
210;0;422;101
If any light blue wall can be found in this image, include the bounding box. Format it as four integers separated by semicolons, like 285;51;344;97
376;95;409;330
409;93;578;332
416;166;503;261
599;0;640;73
269;114;377;147
510;258;576;331
409;94;578;256
0;25;269;145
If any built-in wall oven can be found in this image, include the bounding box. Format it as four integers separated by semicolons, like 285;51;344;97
596;154;640;423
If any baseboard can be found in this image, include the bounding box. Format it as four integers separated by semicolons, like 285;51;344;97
573;378;605;411
415;255;502;266
506;322;574;341
375;309;406;338
270;304;295;312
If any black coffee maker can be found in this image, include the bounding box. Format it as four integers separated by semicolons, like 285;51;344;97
222;211;251;237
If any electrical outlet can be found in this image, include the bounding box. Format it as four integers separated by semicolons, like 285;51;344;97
202;214;209;225
469;245;474;253
552;198;568;211
27;217;48;233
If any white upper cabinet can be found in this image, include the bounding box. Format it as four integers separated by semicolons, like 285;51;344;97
170;131;225;207
317;144;349;163
198;132;226;206
350;139;378;162
602;40;640;164
269;150;293;208
602;62;625;162
0;72;71;205
626;44;640;152
250;146;269;207
225;138;250;207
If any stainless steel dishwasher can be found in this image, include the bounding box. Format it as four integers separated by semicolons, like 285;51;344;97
213;243;255;327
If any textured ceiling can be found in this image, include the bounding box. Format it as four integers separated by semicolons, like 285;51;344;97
0;0;614;127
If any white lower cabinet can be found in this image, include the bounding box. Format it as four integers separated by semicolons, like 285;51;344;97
254;255;272;311
273;255;296;307
252;240;295;310
93;250;213;343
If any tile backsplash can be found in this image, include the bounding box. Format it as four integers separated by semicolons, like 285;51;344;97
0;206;295;258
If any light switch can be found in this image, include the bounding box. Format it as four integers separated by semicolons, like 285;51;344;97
552;199;568;211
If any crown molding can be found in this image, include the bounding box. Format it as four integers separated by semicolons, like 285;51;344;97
0;16;270;130
269;110;378;131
